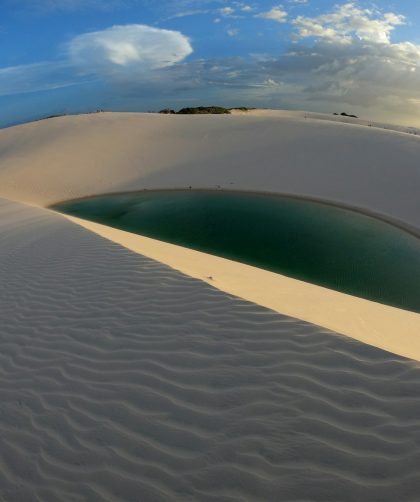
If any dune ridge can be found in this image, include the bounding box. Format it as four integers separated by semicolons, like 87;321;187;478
1;199;420;501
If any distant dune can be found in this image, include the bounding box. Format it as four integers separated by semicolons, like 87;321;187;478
0;111;419;500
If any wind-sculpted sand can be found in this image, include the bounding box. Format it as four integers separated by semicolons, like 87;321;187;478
0;111;420;500
1;199;420;501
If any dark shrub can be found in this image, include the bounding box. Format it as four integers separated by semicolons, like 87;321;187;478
176;106;231;114
340;112;359;118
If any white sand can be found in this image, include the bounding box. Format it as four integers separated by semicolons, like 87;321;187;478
67;214;420;362
0;111;420;499
1;197;420;500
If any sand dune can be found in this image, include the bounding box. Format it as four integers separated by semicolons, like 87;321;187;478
0;110;419;357
0;111;420;500
0;111;419;233
1;198;420;501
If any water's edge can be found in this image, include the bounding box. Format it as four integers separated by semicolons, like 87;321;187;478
52;189;420;314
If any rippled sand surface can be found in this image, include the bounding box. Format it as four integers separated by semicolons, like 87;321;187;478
1;199;420;501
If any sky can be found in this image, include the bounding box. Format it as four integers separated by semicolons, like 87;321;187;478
1;0;420;127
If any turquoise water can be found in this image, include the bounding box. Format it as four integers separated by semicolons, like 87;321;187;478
52;190;420;313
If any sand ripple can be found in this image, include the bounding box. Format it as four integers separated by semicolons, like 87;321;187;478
0;199;420;501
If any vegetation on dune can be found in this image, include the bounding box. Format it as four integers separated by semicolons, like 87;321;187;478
334;112;359;118
158;106;256;115
177;106;231;114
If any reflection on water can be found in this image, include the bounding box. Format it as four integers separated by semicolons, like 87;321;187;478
53;190;420;313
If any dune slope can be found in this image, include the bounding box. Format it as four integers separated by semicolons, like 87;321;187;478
1;198;420;501
0;111;419;233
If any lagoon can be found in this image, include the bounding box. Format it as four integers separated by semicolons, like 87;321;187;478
53;190;420;314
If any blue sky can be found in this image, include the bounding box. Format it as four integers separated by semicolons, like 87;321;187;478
1;0;420;126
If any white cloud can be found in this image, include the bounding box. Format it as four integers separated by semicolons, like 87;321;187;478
220;6;235;16
284;1;420;106
0;24;193;96
269;2;420;118
68;24;193;71
227;28;239;36
169;9;211;19
256;6;288;23
293;2;405;44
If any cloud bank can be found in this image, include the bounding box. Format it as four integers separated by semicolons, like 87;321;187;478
293;2;405;44
284;3;420;116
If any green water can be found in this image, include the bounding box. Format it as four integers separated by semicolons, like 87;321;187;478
53;190;420;313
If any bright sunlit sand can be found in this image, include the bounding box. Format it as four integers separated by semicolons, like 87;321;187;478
1;110;420;500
